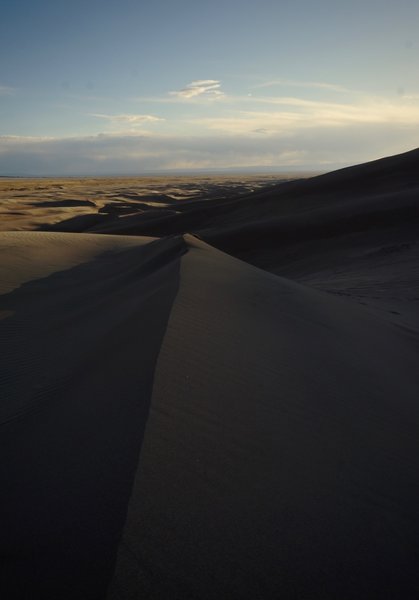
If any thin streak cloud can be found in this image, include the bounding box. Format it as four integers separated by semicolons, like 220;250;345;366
90;113;164;124
254;79;354;93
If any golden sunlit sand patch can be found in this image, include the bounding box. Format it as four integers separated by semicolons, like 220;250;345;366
0;174;299;232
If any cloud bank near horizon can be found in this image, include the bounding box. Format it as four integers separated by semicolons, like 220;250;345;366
1;119;417;176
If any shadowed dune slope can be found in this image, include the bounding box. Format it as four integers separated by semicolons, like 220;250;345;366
195;149;419;275
45;149;418;327
82;148;419;330
0;232;185;599
72;148;419;242
108;236;419;599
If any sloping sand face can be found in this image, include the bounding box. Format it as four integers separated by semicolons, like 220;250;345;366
108;237;419;599
0;232;185;599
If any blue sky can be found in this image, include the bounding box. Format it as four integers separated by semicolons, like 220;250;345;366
1;0;418;174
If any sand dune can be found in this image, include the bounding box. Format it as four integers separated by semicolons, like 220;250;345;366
109;236;419;599
0;232;184;598
1;149;419;598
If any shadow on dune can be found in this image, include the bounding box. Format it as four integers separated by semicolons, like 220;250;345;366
108;236;419;600
29;200;96;208
0;236;186;600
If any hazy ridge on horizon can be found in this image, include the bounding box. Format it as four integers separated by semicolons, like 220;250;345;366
0;166;324;179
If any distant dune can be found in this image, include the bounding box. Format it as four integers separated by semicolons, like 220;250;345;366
1;150;419;599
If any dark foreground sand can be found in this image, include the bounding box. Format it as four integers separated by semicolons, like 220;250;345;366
1;150;419;599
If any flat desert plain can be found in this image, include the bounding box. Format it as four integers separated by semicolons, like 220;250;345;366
1;150;419;599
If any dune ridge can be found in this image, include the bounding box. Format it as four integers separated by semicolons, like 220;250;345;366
108;235;419;599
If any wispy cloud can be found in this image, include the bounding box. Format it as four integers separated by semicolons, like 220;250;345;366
187;94;419;136
0;85;15;96
254;79;353;93
90;113;164;124
169;79;225;100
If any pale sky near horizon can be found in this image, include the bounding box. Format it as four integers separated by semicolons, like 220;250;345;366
1;0;418;175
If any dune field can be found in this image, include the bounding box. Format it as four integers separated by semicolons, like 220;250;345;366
1;149;419;599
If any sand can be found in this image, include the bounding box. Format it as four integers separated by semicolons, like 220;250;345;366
0;150;418;598
0;232;185;598
0;175;291;233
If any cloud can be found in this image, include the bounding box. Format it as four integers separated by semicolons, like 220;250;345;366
187;94;419;136
169;80;225;100
0;119;417;176
0;85;15;96
254;79;354;94
90;113;164;124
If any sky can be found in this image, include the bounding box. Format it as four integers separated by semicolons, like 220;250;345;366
0;0;418;175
